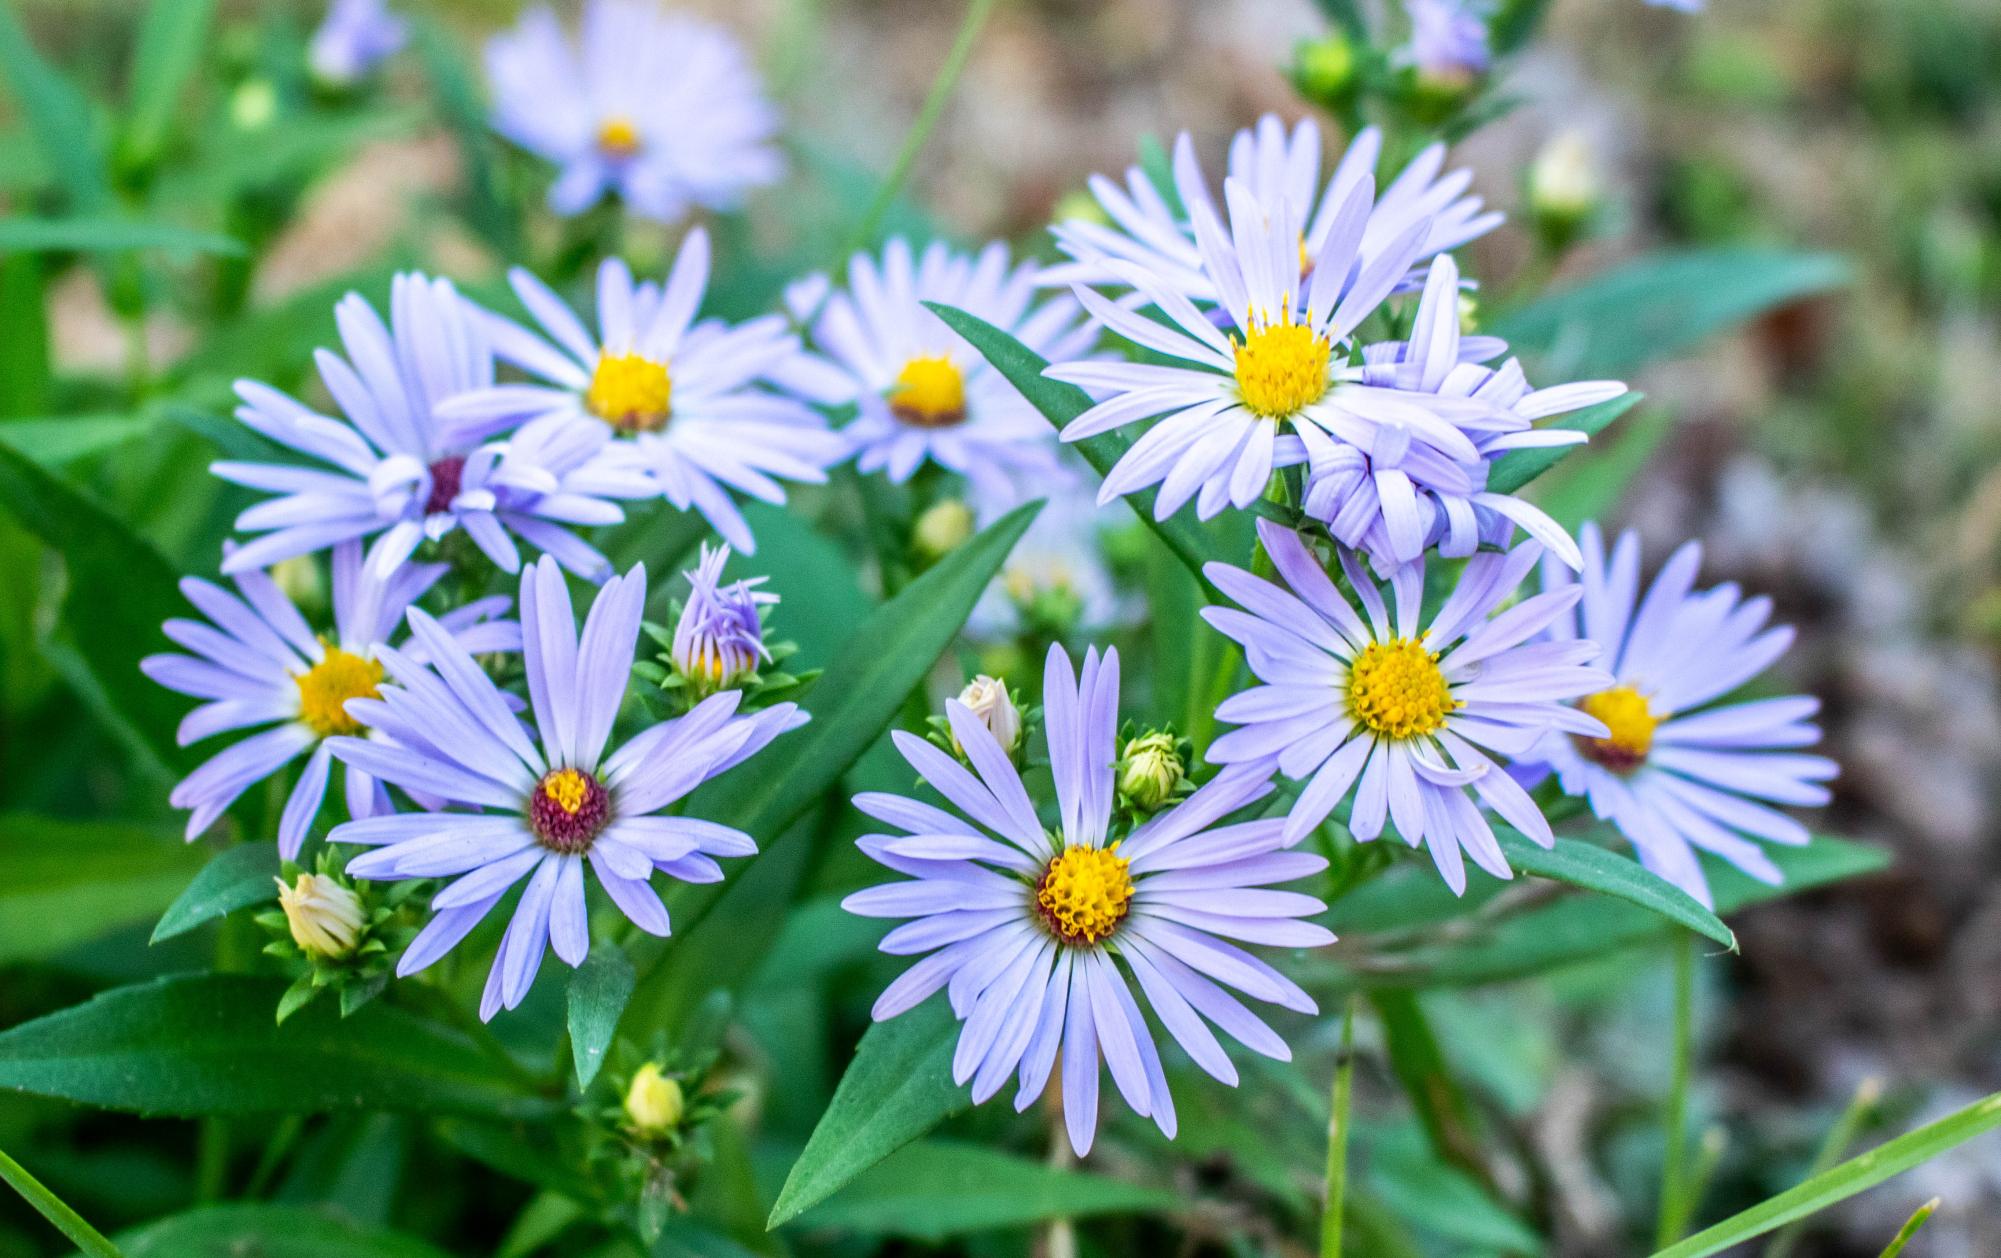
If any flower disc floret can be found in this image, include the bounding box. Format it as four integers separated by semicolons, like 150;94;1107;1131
596;115;641;158
889;355;967;428
587;352;673;432
1347;638;1456;739
1232;321;1331;419
529;767;610;853
1035;843;1133;945
296;646;384;738
1575;685;1658;772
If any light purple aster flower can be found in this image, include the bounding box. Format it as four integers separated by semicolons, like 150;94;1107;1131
1404;0;1492;84
484;0;781;223
843;643;1334;1156
216;272;644;582
1044;114;1501;304
439;234;843;555
672;542;773;688
1047;177;1491;523
1204;520;1614;894
142;540;518;859
308;0;406;86
1301;253;1627;571
1514;525;1837;906
785;238;1097;503
326;556;806;1020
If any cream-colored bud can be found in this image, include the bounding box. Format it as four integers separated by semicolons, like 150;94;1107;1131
1530;131;1603;225
624;1063;685;1136
270;554;324;610
956;675;1021;754
1119;732;1183;812
913;499;975;561
275;873;364;959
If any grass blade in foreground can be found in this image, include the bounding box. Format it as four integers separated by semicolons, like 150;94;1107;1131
1653;1092;2001;1258
0;1145;121;1257
1321;998;1356;1258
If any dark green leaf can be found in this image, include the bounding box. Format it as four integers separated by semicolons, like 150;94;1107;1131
1485;391;1642;496
0;815;201;962
0;254;50;417
112;1203;453;1258
116;0;217;180
767;998;964;1229
0;974;552;1119
566;946;634;1089
0;217;243;257
150;843;281;944
1497;830;1735;949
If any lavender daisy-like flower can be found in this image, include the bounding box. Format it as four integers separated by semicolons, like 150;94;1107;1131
440;235;842;554
1514;525;1836;906
484;0;781;223
142;541;518;859
308;0;406;86
788;238;1096;503
671;542;773;690
1404;0;1492;86
1044;115;1500;306
1204;520;1613;893
843;644;1334;1156
327;557;805;1019
1048;176;1488;523
217;272;643;581
1300;254;1626;571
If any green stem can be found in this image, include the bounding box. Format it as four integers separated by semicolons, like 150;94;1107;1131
0;1146;121;1257
242;1115;304;1199
845;0;997;256
1767;1077;1882;1258
1876;1198;1940;1258
1320;998;1357;1258
1656;933;1696;1248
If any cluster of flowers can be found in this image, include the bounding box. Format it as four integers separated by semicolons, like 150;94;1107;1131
151;0;1830;1156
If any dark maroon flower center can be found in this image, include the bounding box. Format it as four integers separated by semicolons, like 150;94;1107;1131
528;768;610;854
424;456;466;516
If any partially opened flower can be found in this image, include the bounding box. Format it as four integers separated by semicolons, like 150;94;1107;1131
669;542;774;693
1045;114;1500;306
216;272;637;581
484;0;781;222
1514;525;1837;906
790;238;1096;504
844;644;1334;1156
1204;520;1613;893
1300;254;1626;571
142;541;517;858
442;236;843;554
1403;0;1492;88
326;557;804;1019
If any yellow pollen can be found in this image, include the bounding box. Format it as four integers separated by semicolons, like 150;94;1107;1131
1347;638;1458;739
295;646;383;738
542;768;590;815
586;352;673;432
889;355;967;428
597;115;641;158
1035;843;1134;946
1297;233;1314;279
1577;686;1659;771
1233;321;1332;420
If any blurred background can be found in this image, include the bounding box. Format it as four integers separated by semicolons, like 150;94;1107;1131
3;0;2000;1254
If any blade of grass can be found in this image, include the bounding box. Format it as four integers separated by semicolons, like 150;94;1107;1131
1320;998;1357;1258
0;1145;122;1256
1767;1077;1882;1258
1876;1198;1939;1258
1656;933;1697;1248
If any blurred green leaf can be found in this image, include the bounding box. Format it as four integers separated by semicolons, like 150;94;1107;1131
0;3;109;210
0;974;553;1119
150;842;281;943
1489;249;1850;378
767;998;963;1230
792;1140;1178;1240
1529;403;1675;532
411;18;516;255
111;1203;452;1257
0;254;50;418
1485;391;1642;496
1371;990;1483;1175
0;217;243;257
1364;1121;1541;1251
1497;830;1735;949
0;1145;120;1257
565;946;634;1090
116;0;217;181
0;815;200;962
0;415;154;466
1655;1093;2001;1258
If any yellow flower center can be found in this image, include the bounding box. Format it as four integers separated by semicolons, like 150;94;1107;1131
1347;638;1458;739
295;646;384;738
1576;686;1659;772
597;115;641;158
889;355;967;428
1035;843;1134;946
1233;321;1332;420
541;767;590;815
586;352;673;432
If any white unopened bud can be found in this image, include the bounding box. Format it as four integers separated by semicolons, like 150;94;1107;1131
276;873;364;959
1530;131;1603;230
913;499;975;561
624;1063;685;1136
956;675;1021;754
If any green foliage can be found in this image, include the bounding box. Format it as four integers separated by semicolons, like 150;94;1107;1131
151;843;282;944
0;815;202;962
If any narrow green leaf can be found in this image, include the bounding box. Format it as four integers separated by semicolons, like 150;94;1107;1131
0;815;202;961
112;1203;453;1258
767;998;964;1230
1768;1076;1884;1258
925;300;1232;593
0;253;50;417
116;0;217;180
566;946;635;1089
150;843;281;943
0;3;109;211
1496;830;1735;949
792;1140;1178;1241
1364;1121;1540;1251
410;19;516;256
0;217;244;257
1370;990;1482;1176
1320;998;1356;1258
1654;1093;2001;1258
0;974;552;1120
1876;1198;1940;1258
1488;249;1850;378
0;1144;121;1257
0;414;153;467
1485;391;1642;495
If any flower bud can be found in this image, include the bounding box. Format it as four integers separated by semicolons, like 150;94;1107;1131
625;1063;685;1136
275;873;364;959
956;675;1022;755
1292;34;1357;105
1529;131;1603;252
913;499;975;561
270;554;324;612
671;544;772;696
1118;731;1185;813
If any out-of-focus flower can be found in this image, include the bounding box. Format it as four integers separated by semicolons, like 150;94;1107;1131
1204;520;1613;893
843;644;1334;1156
968;484;1124;642
143;541;518;858
624;1063;685;1136
1527;131;1604;251
1047;176;1481;523
913;498;976;560
327;558;805;1019
956;675;1023;755
670;543;774;695
1300;254;1626;571
1403;0;1491;89
276;872;366;958
442;238;843;555
1515;525;1837;906
787;239;1096;503
484;0;780;222
218;273;644;582
308;0;406;87
1045;115;1500;305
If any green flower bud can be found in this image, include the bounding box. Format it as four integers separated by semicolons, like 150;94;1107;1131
1293;34;1357;105
1119;731;1185;813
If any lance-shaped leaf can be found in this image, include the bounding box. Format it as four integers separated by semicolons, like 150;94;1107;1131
151;842;281;943
116;0;217;180
1495;829;1735;950
112;1203;455;1258
566;946;634;1089
1485;390;1642;495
